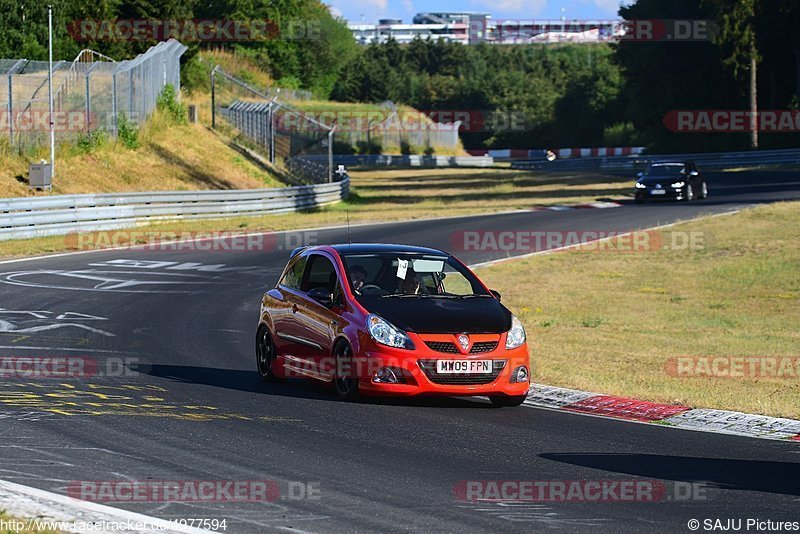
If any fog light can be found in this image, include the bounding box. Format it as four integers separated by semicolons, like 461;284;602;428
373;367;401;384
510;366;529;383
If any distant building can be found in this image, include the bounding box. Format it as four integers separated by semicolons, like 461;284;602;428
348;12;623;45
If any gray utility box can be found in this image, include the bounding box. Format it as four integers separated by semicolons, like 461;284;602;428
29;162;53;190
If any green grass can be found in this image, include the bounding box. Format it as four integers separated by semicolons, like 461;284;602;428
477;201;800;419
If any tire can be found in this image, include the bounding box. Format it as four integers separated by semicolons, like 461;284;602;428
256;325;283;382
333;341;359;401
684;184;694;202
699;181;708;199
489;394;527;407
634;194;645;204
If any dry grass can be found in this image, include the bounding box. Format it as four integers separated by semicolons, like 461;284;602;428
0;167;631;258
0;512;62;533
477;201;800;419
0;112;282;198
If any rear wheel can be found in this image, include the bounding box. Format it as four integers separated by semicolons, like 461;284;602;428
333;341;359;401
489;395;527;407
256;325;283;382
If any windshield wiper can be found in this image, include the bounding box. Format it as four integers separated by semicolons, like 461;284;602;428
381;293;425;298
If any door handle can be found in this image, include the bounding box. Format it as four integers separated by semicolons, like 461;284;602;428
330;319;339;326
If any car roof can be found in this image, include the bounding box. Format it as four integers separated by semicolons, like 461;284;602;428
325;243;449;256
650;162;687;166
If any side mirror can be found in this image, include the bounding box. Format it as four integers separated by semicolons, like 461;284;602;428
307;287;333;307
689;171;699;177
490;289;502;301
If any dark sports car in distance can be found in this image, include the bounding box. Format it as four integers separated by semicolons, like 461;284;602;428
256;244;530;407
634;161;708;203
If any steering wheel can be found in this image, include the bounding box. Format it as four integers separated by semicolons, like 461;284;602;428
359;284;383;294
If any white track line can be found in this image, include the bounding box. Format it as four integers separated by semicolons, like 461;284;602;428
0;479;212;533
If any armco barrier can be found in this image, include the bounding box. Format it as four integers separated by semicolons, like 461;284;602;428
511;148;800;172
0;179;349;241
300;154;494;167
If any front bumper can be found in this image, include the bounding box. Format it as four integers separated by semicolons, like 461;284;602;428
354;332;530;397
635;184;688;200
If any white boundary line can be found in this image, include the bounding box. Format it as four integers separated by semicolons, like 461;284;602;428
469;208;742;269
0;479;212;533
0;209;532;266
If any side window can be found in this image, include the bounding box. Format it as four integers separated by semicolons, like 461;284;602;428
302;254;337;293
280;256;307;290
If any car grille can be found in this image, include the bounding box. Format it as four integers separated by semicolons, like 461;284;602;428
424;340;499;354
418;360;506;385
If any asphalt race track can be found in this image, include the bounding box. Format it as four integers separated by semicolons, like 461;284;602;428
1;169;799;533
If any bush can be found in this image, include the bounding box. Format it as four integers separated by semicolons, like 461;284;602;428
75;130;107;154
157;84;187;124
603;122;640;147
117;114;140;149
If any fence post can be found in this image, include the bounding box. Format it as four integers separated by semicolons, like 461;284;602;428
328;126;335;183
7;74;13;142
270;103;276;163
129;69;134;117
85;72;91;133
211;67;216;129
111;73;118;137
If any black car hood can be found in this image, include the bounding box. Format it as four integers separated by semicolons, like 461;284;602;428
359;296;512;334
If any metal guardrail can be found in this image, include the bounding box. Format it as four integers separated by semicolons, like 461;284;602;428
511;148;800;172
0;179;349;241
298;154;495;167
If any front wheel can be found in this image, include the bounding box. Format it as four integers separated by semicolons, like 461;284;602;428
333;341;359;401
256;325;283;382
489;395;527;407
684;184;694;202
699;182;708;199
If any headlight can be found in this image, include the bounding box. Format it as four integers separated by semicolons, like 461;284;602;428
367;314;414;350
505;315;526;350
635;182;647;189
671;181;685;188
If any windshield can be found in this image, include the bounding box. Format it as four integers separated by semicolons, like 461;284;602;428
646;165;685;177
341;252;489;299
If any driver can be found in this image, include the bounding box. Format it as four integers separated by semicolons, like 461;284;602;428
399;270;421;294
349;265;367;294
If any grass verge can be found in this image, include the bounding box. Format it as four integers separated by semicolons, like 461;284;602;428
0;167;630;258
0;511;61;533
0;111;282;198
478;200;800;419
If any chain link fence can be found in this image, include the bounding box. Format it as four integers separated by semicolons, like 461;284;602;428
1;39;187;153
212;67;462;184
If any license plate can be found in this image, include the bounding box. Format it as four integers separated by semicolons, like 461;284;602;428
436;360;492;374
650;189;666;195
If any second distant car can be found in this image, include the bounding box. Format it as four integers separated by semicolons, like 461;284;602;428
634;161;708;203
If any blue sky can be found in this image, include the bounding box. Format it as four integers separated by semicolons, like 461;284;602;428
327;0;625;24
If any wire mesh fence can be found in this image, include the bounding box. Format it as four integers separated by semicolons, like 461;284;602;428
1;39;187;153
212;67;462;184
